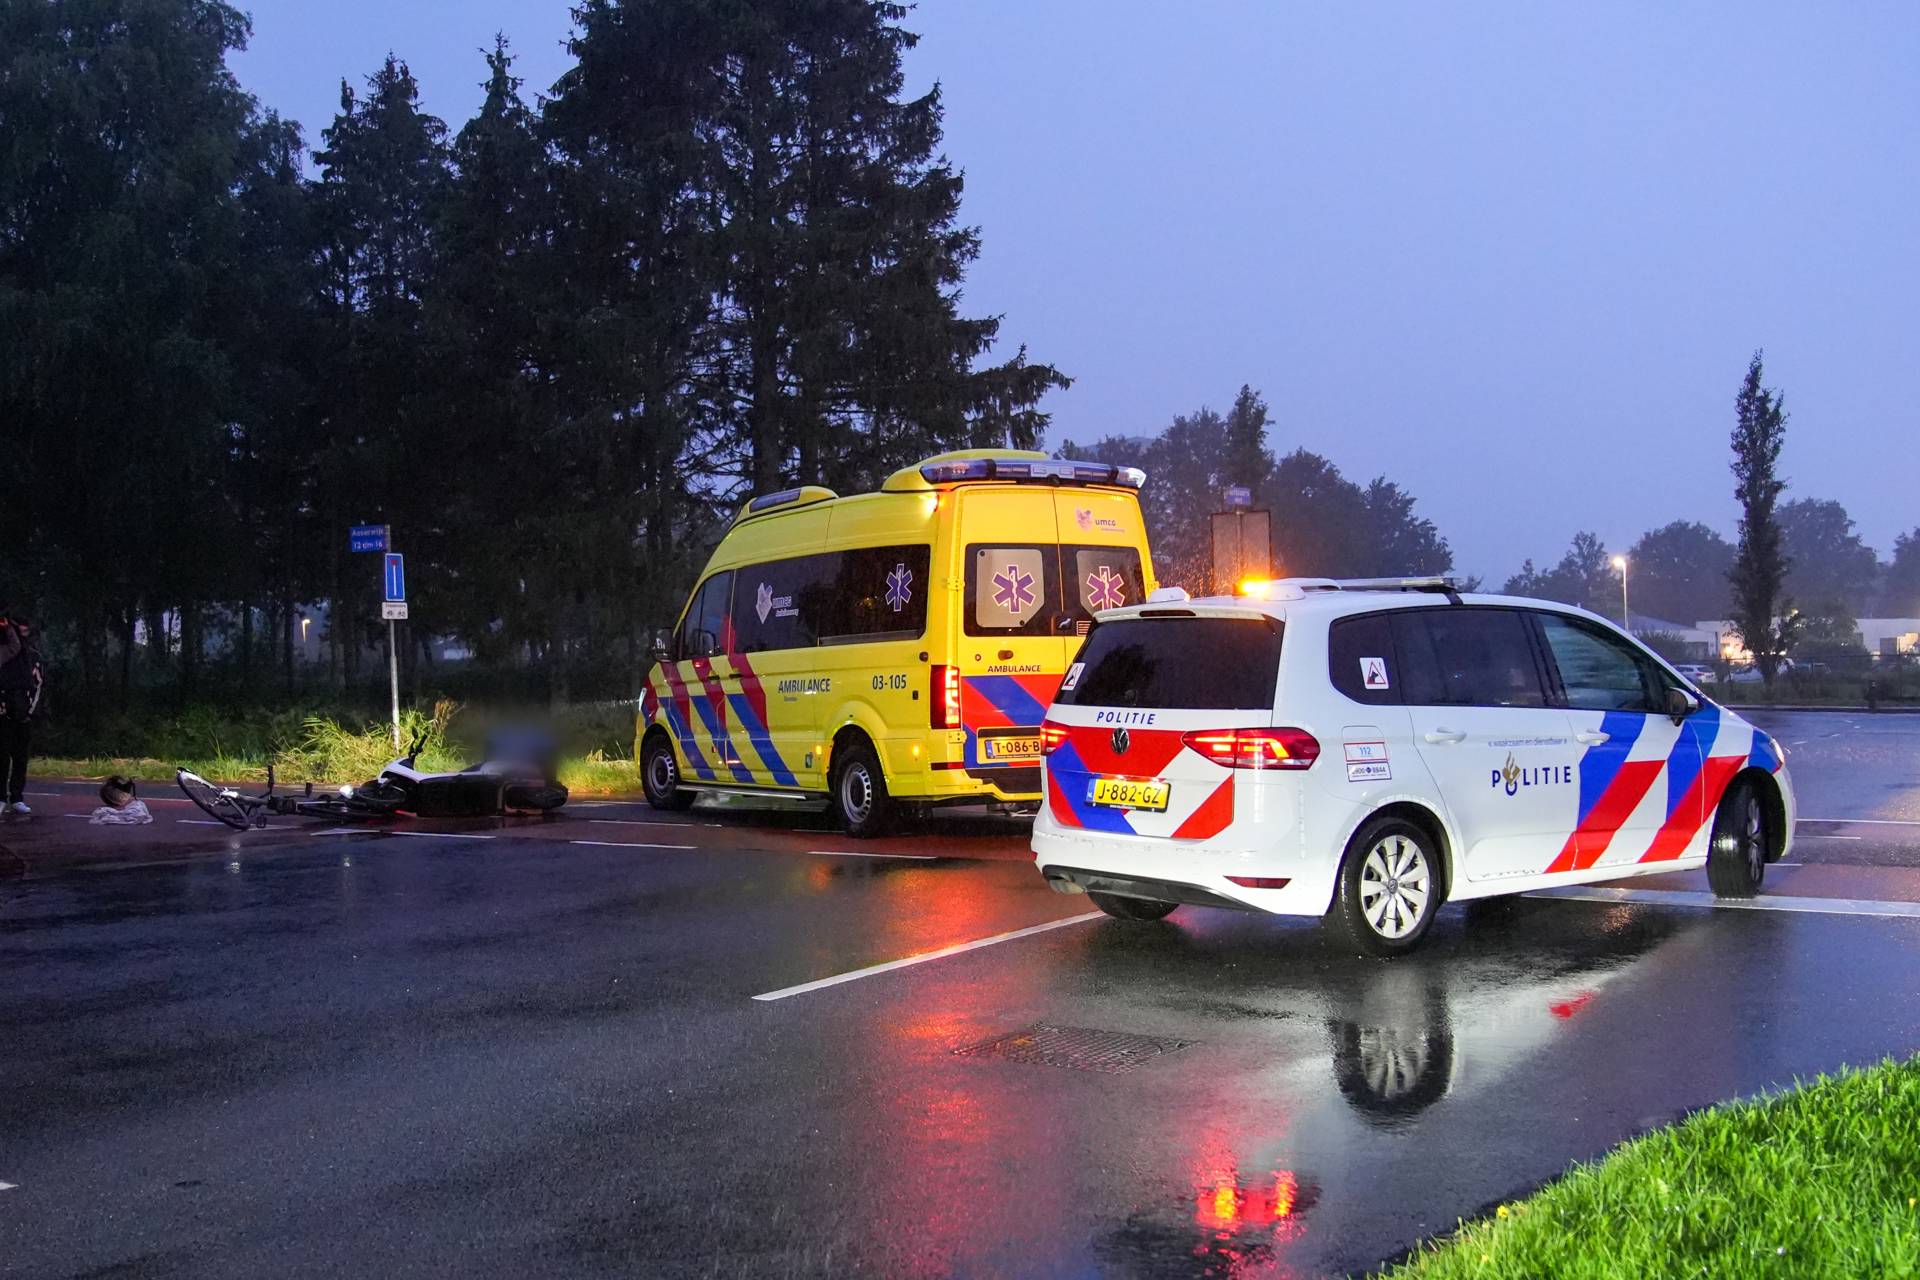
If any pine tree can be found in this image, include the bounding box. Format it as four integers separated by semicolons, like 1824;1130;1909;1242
311;56;452;683
688;0;1068;492
1727;351;1796;682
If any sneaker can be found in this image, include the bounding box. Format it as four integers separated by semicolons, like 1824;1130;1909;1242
5;802;28;815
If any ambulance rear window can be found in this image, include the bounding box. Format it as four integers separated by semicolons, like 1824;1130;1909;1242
1057;617;1282;710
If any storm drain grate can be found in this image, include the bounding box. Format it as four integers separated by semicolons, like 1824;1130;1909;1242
952;1023;1196;1074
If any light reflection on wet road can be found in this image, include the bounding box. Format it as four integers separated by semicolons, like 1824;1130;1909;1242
0;710;1917;1277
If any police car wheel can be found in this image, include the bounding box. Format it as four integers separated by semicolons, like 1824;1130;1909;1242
1088;891;1178;921
1327;816;1441;957
642;736;695;812
1707;779;1768;899
833;743;894;838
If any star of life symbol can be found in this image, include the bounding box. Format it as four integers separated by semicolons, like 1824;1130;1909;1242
992;564;1037;615
885;563;913;612
1085;565;1126;612
755;581;774;624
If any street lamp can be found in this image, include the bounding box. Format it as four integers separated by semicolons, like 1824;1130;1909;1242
1611;555;1629;629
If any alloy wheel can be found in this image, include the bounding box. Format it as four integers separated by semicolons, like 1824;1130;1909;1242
1359;835;1431;941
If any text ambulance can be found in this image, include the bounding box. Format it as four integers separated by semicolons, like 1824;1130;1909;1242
639;450;1157;835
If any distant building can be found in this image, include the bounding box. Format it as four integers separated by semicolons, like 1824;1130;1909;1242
1694;618;1920;664
1625;613;1716;660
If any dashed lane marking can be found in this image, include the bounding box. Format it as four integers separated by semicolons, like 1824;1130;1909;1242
590;818;724;828
1527;886;1920;919
0;1182;14;1192
569;840;697;850
1798;817;1920;827
752;912;1104;1002
389;831;495;841
806;850;937;861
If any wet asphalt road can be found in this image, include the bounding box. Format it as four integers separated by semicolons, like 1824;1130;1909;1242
2;710;1918;1278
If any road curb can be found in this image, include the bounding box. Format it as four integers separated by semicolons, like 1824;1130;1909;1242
1723;704;1920;714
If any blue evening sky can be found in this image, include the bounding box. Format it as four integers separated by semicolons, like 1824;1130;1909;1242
231;2;1919;583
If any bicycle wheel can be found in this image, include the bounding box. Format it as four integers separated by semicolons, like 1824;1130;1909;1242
293;794;400;823
176;770;255;830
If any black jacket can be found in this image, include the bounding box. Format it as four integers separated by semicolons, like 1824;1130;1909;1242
0;627;45;719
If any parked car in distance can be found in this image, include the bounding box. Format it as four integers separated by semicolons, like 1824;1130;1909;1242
1672;662;1717;685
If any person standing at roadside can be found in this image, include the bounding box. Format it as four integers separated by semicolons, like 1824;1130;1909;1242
0;605;46;815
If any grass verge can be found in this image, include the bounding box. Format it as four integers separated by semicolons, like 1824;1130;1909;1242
34;701;643;797
1382;1056;1920;1279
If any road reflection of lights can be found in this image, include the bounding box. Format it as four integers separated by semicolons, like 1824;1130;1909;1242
1548;991;1595;1019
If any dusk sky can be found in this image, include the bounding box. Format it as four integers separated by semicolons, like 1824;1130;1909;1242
232;1;1918;584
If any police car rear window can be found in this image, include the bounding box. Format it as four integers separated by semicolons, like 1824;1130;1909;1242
1056;617;1282;710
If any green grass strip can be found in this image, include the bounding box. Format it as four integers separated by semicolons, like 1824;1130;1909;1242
1383;1056;1920;1279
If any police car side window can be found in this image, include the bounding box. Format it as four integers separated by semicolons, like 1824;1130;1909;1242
1536;614;1664;713
1328;613;1401;705
1390;608;1548;708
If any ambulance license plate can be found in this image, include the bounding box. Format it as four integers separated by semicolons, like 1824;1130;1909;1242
982;735;1041;761
1088;777;1170;812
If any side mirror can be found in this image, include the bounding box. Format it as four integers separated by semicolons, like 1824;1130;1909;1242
649;628;673;664
1665;686;1700;722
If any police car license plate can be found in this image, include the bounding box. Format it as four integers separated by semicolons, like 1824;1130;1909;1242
1088;777;1170;812
982;735;1041;761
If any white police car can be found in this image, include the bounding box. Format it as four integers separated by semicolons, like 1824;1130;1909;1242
1033;578;1794;955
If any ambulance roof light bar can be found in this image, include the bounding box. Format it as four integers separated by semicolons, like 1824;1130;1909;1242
914;455;1146;490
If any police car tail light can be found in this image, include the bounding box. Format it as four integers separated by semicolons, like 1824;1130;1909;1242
931;664;961;729
1039;720;1070;756
1181;727;1319;770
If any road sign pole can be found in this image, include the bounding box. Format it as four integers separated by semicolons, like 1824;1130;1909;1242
388;619;401;750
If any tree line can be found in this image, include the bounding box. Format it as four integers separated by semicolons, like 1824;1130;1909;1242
1505;353;1920;674
1;0;1064;713
1066;385;1456;590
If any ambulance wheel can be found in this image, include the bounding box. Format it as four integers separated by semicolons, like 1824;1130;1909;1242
1326;816;1441;958
1088;891;1178;921
832;742;895;838
1707;778;1768;899
642;735;695;812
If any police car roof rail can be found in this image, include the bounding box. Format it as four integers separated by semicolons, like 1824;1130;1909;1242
1315;576;1464;605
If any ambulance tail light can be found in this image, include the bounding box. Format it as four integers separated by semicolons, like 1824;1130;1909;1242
1181;727;1320;770
931;665;961;729
1039;720;1070;756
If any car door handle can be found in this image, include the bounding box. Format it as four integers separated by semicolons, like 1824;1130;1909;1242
1575;730;1611;745
1422;729;1467;745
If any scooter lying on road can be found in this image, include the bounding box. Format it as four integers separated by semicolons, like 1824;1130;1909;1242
177;732;569;830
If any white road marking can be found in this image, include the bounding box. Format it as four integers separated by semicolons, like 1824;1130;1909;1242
806;850;936;861
178;819;240;827
1527;886;1920;919
590;818;723;828
30;790;194;805
569;839;697;850
389;831;495;841
0;1182;14;1191
1797;835;1862;841
752;912;1103;1002
1799;817;1920;827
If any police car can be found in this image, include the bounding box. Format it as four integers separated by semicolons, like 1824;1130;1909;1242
1033;577;1794;955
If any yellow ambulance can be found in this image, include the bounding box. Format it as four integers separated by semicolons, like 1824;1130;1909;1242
637;449;1156;835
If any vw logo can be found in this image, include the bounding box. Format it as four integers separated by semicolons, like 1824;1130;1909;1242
1111;726;1131;755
